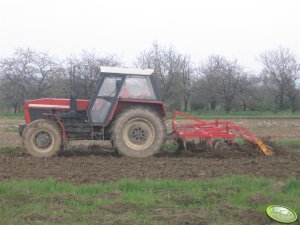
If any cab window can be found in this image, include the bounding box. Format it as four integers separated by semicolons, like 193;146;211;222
119;76;156;99
98;77;121;97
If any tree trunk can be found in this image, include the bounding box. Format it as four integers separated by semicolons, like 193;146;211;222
184;101;188;112
290;96;296;113
242;101;247;111
210;100;216;110
279;86;284;110
292;103;296;113
13;104;18;113
224;99;231;113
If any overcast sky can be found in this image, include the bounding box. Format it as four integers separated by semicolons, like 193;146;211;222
0;0;299;72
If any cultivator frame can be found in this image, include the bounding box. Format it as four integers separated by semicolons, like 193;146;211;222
171;110;273;156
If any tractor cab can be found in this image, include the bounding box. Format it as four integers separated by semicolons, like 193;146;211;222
88;66;159;125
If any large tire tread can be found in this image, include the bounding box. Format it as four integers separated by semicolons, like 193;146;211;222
110;106;166;158
22;119;62;157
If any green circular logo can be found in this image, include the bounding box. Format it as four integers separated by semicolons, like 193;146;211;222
266;205;298;223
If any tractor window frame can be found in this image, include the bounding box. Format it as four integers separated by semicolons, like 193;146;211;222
87;74;125;126
149;75;161;101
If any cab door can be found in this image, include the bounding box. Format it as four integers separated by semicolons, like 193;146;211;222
88;75;123;125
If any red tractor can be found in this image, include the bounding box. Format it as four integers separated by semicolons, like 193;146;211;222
20;66;273;158
20;67;167;158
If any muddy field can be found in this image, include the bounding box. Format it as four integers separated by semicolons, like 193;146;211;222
0;118;300;184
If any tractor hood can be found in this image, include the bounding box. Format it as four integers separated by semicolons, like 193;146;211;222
23;98;90;123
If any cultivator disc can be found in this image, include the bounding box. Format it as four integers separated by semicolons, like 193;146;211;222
171;110;273;156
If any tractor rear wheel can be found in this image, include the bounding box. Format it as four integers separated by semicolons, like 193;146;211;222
111;107;166;158
22;119;62;157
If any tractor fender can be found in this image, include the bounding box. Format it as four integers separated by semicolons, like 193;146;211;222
107;99;167;123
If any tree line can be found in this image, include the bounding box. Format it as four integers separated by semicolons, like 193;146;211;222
0;43;299;113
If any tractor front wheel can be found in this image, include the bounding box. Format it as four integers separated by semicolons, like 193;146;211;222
22;119;62;157
111;107;166;158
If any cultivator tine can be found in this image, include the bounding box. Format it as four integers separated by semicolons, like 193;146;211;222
175;138;188;152
182;139;188;152
256;140;273;156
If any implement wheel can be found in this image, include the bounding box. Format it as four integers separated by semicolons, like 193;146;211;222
212;139;230;151
22;119;62;157
111;107;166;158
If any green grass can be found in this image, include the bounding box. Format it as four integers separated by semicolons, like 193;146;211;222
0;112;24;119
235;138;300;149
1;110;300;120
275;139;300;148
179;110;300;119
0;145;22;156
3;127;19;132
0;176;299;225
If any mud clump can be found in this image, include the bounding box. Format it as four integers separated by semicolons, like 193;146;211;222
151;207;208;225
100;202;138;214
268;181;285;192
248;193;270;205
238;208;272;225
171;194;203;206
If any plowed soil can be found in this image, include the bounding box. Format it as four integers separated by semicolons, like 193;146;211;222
0;118;300;184
0;145;299;184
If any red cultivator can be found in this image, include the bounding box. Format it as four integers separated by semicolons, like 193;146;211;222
171;110;273;156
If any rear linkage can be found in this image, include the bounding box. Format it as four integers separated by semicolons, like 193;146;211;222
171;110;273;156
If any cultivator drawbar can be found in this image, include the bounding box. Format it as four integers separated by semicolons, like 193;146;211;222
171;110;273;156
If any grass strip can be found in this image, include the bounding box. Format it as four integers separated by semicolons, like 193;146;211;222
0;112;24;119
0;176;299;225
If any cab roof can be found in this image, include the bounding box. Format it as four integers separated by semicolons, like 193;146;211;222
100;66;154;76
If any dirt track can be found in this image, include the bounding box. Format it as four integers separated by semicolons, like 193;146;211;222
1;118;300;184
0;146;300;184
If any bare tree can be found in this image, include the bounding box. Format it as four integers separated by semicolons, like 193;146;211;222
201;55;248;113
180;55;195;111
0;48;60;112
65;50;122;99
198;61;218;110
0;78;24;112
260;47;300;112
237;75;260;111
136;42;183;104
